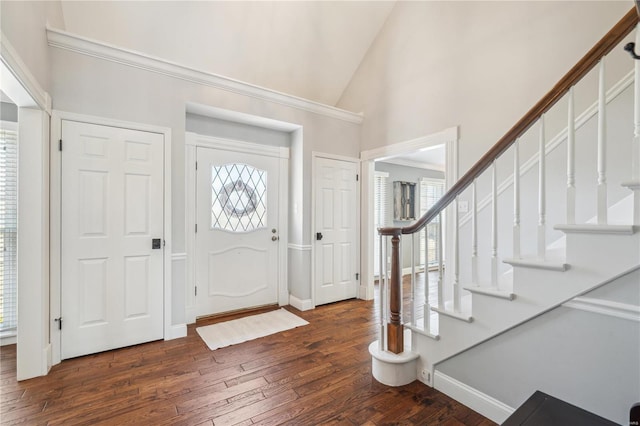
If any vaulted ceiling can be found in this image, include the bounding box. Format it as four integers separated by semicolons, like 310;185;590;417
59;1;396;107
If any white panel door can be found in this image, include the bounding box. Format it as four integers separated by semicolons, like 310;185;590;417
61;120;164;359
314;157;358;305
196;147;280;316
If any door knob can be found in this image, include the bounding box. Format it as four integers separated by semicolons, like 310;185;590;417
152;238;162;249
316;232;323;241
271;236;279;241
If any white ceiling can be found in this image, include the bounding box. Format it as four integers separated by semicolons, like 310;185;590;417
59;1;396;107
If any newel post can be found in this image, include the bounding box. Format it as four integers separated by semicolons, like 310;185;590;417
387;231;404;354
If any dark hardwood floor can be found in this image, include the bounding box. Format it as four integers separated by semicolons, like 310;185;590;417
0;298;494;425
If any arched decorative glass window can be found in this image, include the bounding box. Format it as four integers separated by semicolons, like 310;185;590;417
211;163;267;232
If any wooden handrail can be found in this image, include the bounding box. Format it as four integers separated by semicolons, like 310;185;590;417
380;7;638;238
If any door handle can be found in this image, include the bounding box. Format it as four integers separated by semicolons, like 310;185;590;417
271;236;279;241
152;238;162;249
316;232;323;241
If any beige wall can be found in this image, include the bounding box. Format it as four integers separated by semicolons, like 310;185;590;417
338;1;633;174
49;46;362;313
1;0;65;93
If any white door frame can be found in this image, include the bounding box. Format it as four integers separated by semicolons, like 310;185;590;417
360;126;459;301
311;152;361;307
50;111;173;366
185;132;289;324
3;34;53;380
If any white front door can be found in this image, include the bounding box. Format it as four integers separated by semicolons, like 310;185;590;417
61;120;164;359
314;157;359;305
196;146;280;317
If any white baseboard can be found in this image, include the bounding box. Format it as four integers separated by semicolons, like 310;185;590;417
402;265;425;275
44;343;52;374
359;284;371;300
167;324;187;339
289;294;313;311
0;334;16;346
434;370;514;424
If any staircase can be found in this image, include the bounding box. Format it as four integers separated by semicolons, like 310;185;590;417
370;8;640;425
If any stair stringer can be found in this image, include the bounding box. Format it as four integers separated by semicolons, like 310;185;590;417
412;230;639;386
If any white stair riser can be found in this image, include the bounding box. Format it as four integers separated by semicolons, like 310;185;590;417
413;231;639;374
564;232;639;268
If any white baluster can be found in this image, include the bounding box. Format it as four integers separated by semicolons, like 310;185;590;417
398;235;404;324
567;87;576;224
471;180;478;284
379;234;385;351
538;115;546;260
513;140;521;259
410;233;416;327
630;26;640;226
437;213;444;310
423;227;430;332
491;160;498;287
597;59;608;224
453;199;461;313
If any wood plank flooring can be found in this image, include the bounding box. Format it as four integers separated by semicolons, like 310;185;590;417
0;299;495;425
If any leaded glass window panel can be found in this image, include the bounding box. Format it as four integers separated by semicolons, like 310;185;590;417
211;163;267;232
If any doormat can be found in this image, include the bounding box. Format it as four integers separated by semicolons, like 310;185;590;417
196;308;309;351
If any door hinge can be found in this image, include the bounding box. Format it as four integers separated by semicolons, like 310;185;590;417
59;139;62;152
195;161;198;170
195;224;198;233
195;286;198;296
356;174;359;181
356;273;359;280
54;317;62;330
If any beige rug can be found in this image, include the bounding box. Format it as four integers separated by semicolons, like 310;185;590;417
196;308;309;351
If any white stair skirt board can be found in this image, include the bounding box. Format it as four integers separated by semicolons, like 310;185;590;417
433;371;515;424
196;308;309;351
369;329;419;387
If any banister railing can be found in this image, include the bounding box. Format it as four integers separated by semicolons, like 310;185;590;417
377;7;639;354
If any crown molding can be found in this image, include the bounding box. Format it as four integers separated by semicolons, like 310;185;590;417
46;27;364;125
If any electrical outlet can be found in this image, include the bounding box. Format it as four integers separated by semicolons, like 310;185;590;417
458;200;469;213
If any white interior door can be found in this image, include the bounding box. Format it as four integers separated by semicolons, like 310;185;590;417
61;120;164;359
196;146;280;317
314;157;359;305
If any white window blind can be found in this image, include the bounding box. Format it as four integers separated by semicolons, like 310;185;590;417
0;123;17;333
373;171;389;276
419;178;445;268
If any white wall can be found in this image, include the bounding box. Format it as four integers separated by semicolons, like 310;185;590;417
185;113;291;147
338;1;632;176
436;268;640;425
49;45;361;319
0;0;65;93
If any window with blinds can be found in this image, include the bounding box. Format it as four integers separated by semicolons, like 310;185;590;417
419;178;445;268
373;171;389;277
0;124;17;334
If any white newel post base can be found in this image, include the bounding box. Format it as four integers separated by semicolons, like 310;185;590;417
369;341;419;386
